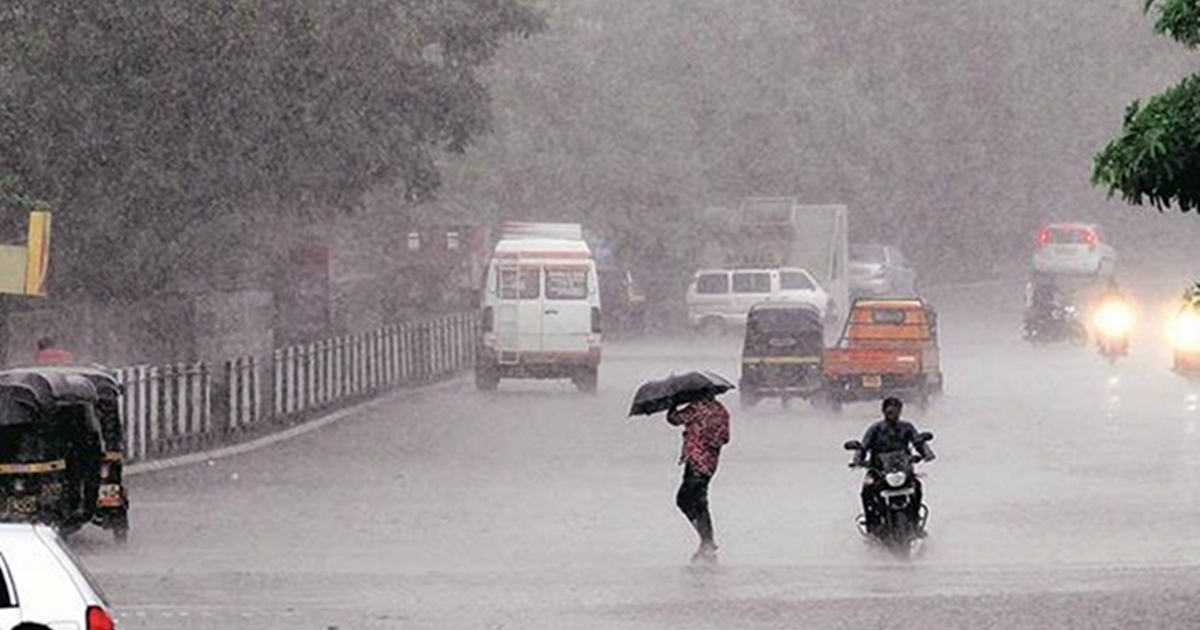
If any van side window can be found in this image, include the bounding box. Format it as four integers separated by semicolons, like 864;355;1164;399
780;271;814;290
497;268;540;299
732;272;770;293
696;273;729;295
545;267;588;300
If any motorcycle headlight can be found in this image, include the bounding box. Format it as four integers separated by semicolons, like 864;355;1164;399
1174;312;1200;351
885;471;907;487
1094;301;1133;337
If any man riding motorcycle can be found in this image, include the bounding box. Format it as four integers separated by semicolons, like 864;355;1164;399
1092;277;1133;357
1024;276;1065;339
853;397;935;533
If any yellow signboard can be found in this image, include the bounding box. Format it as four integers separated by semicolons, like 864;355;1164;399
24;210;50;296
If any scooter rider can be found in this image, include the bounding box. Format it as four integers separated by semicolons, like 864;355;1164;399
1024;275;1064;338
854;397;934;530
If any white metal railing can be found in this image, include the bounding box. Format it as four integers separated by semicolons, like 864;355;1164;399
112;311;478;463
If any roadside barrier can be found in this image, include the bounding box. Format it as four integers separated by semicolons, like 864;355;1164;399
115;311;478;463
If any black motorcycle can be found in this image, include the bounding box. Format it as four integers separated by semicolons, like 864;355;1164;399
844;433;934;556
1024;305;1088;346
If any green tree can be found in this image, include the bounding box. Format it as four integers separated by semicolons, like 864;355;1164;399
0;0;543;300
1094;0;1200;211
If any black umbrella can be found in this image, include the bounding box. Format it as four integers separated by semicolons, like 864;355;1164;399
628;371;735;416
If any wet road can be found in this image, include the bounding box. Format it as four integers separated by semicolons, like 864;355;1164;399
74;278;1200;628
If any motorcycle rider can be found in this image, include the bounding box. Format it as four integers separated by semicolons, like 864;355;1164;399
1024;275;1065;339
854;397;934;532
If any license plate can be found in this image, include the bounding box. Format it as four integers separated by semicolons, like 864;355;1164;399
862;375;882;388
97;484;123;508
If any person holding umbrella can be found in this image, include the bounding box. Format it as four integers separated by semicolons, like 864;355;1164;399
669;394;730;563
629;371;734;564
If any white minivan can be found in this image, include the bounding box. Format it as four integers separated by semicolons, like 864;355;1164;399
686;267;832;334
476;223;602;392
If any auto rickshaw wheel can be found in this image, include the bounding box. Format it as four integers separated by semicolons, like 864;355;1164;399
573;367;598;394
113;515;129;543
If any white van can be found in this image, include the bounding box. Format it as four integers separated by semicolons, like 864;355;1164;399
686;267;832;334
476;222;602;391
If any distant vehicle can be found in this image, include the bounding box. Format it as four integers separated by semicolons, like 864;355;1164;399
1171;288;1200;376
476;222;602;392
1091;294;1133;363
822;298;943;411
696;198;850;330
0;522;115;628
1031;222;1117;277
848;244;918;299
738;302;825;408
685;267;832;335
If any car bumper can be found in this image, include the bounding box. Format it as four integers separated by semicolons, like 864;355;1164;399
1032;255;1102;275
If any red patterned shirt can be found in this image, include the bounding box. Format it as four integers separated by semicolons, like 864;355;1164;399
667;399;730;476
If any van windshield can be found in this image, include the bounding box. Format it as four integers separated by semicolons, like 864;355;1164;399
545;267;588;300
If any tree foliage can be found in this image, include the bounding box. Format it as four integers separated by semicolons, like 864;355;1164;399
0;0;542;299
1093;0;1200;211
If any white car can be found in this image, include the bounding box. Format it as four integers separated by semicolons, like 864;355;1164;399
0;523;115;629
686;267;832;334
1031;223;1117;277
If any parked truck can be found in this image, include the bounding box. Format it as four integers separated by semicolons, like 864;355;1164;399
695;197;850;338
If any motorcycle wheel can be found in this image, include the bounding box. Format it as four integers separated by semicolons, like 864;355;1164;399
890;511;914;559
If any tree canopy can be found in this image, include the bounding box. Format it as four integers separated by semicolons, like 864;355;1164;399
1093;0;1200;212
0;0;542;299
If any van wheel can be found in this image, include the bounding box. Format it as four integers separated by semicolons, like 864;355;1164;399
699;317;725;337
475;363;499;391
573;367;598;393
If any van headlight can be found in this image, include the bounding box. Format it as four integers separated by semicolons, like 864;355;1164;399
885;472;907;487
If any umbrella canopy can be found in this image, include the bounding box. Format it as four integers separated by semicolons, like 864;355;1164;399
628;371;735;416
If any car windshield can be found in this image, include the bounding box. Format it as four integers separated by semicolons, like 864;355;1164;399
1047;227;1092;244
850;244;887;263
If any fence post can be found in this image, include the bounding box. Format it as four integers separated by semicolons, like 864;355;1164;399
273;349;283;419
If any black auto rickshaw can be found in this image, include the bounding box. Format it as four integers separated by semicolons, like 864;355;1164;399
3;366;129;541
739;302;826;408
0;370;102;535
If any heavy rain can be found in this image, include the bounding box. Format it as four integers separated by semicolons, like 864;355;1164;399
3;1;1200;628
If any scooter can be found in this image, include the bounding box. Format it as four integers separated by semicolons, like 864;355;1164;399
844;433;934;558
1093;298;1133;363
1025;305;1088;346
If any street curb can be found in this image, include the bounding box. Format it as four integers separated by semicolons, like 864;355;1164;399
126;376;464;477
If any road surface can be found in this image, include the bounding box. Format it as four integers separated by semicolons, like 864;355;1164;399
72;278;1200;629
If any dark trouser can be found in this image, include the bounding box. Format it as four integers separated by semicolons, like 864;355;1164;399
861;474;923;528
676;466;714;545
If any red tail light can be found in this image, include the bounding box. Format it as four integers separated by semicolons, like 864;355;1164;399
1082;229;1097;245
1036;229;1051;245
88;605;115;630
